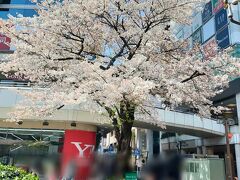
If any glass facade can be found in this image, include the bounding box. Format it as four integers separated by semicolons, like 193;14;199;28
0;0;37;19
175;0;240;55
0;0;37;82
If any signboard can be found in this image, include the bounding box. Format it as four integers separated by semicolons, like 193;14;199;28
215;8;228;32
192;12;202;32
202;17;215;42
0;71;29;81
0;33;11;51
202;1;212;23
203;37;217;60
216;26;230;49
125;172;137;180
134;148;141;157
192;29;202;45
212;0;224;13
61;130;96;179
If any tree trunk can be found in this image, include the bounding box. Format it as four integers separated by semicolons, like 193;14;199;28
117;119;134;154
111;101;135;175
113;100;135;154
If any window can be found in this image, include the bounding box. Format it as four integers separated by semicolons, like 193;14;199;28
0;0;11;11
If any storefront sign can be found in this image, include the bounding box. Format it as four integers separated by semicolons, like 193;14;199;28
202;1;212;23
202;17;215;42
192;29;202;45
125;172;137;180
216;26;230;49
215;8;228;32
61;130;96;179
0;71;29;81
0;33;11;51
203;37;217;60
212;0;224;13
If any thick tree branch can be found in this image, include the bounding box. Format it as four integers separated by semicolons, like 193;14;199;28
181;71;206;83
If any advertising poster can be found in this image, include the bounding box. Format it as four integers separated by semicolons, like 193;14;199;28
203;37;217;60
0;33;11;51
216;26;230;49
212;0;224;13
61;130;96;179
202;1;213;23
215;8;228;32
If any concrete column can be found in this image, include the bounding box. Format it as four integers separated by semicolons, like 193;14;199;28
196;147;201;154
146;129;153;159
136;128;142;150
236;93;240;125
159;131;162;153
235;144;240;178
202;146;207;155
195;138;204;154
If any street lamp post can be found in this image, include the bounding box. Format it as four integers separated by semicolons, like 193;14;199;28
224;119;233;180
221;106;235;180
224;0;240;25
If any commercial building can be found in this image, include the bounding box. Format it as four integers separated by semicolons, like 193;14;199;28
160;0;240;178
0;0;240;179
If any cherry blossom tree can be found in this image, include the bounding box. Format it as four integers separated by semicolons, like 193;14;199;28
0;0;240;154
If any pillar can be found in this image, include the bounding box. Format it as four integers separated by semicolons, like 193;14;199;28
235;144;240;178
236;93;240;127
146;129;153;159
196;147;201;154
202;146;207;155
159;131;162;153
136;128;142;150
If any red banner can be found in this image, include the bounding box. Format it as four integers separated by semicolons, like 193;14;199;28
61;130;96;179
0;33;11;51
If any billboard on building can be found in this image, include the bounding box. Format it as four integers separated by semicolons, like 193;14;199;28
0;33;11;51
212;0;224;13
202;1;213;23
215;8;228;32
216;26;230;49
202;17;215;42
203;37;217;60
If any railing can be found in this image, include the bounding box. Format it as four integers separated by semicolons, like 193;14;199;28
0;4;38;10
0;80;31;87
